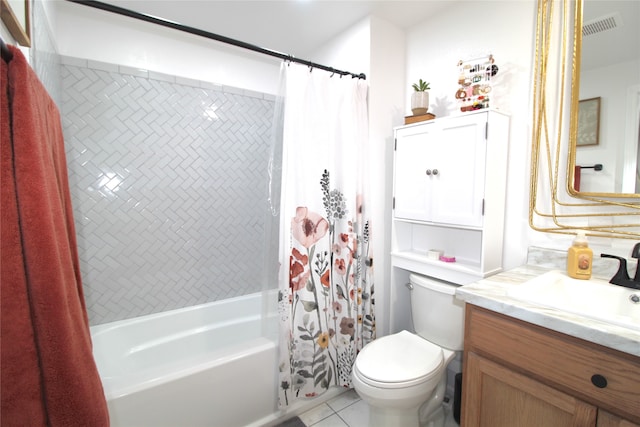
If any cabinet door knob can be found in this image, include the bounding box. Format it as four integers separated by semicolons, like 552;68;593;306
426;169;432;176
432;169;439;176
591;374;607;388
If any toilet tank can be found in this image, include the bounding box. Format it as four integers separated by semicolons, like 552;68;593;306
409;273;465;351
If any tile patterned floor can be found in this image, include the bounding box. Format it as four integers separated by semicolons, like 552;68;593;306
297;389;460;427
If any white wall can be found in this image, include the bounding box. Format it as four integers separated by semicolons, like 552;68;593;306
368;17;406;337
311;18;371;79
406;0;539;271
53;0;281;94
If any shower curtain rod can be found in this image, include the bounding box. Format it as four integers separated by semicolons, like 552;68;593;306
66;0;367;80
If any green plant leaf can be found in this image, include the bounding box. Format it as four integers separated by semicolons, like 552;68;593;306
412;78;430;92
313;366;324;378
301;300;318;312
297;369;313;378
326;368;333;386
306;279;315;292
314;371;327;386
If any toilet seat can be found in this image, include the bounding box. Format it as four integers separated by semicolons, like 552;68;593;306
354;330;444;389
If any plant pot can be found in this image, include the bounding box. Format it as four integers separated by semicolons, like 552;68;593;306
411;91;429;115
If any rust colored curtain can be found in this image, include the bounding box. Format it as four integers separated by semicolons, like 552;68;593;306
1;46;109;426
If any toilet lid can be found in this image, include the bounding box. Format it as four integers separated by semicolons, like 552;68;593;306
355;330;443;385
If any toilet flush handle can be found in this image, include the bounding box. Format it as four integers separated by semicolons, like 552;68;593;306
405;282;413;290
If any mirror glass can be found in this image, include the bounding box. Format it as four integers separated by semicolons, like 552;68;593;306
529;0;640;239
570;0;640;196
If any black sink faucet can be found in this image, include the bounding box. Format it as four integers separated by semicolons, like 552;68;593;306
600;243;640;290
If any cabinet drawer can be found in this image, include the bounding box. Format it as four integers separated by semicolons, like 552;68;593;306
465;305;640;423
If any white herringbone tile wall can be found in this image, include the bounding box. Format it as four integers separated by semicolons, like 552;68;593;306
61;56;275;325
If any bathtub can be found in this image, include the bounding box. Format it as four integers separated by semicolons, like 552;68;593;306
90;291;281;427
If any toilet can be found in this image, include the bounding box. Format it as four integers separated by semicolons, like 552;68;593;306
352;273;465;427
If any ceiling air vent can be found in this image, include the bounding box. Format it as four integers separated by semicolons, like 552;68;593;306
582;12;623;37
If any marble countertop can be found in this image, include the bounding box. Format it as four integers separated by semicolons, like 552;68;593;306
455;264;640;357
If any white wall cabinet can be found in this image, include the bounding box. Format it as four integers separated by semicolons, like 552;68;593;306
391;110;509;285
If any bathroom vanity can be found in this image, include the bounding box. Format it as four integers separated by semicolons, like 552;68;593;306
456;264;640;427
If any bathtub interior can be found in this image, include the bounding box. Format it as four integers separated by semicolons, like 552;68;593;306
106;336;279;427
91;290;278;400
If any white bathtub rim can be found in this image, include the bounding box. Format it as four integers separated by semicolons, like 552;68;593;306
90;290;277;335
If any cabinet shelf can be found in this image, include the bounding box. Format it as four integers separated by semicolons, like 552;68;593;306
391;250;500;284
393;217;483;232
392;250;480;271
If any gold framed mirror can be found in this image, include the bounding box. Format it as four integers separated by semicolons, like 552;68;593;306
529;0;640;239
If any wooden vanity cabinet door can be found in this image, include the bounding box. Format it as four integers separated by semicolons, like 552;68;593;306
463;305;640;422
462;351;597;427
598;411;640;427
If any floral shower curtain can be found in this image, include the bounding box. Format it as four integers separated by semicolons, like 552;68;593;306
274;63;374;407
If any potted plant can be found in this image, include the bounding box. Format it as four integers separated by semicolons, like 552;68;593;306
411;79;431;115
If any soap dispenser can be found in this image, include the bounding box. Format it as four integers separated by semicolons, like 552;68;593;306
567;231;593;279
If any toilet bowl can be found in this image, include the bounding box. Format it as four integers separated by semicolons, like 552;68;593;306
352;274;464;427
352;331;455;426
